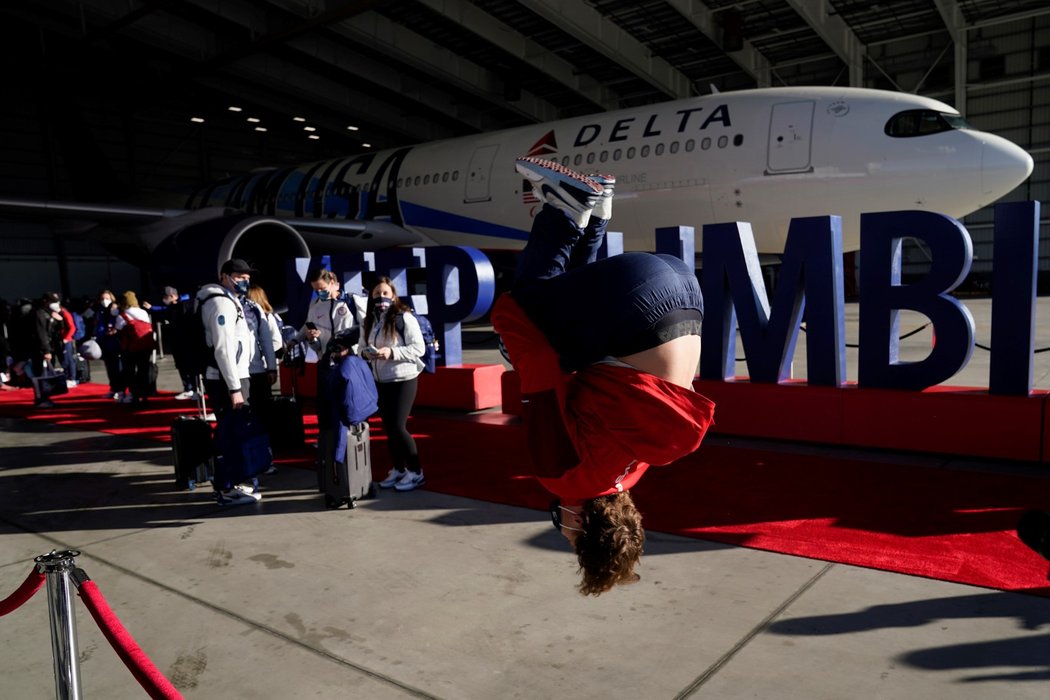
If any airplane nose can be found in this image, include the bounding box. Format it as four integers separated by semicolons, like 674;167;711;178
981;135;1034;198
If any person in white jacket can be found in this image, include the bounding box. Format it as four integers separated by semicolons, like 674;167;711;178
196;258;261;506
360;277;426;492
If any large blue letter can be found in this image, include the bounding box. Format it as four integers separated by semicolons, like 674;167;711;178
858;211;974;390
700;218;845;384
422;246;496;367
990;201;1040;396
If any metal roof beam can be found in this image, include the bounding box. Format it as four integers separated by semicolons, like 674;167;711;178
514;0;694;99
663;0;771;87
782;0;864;86
932;0;966;113
324;7;560;123
414;0;618;111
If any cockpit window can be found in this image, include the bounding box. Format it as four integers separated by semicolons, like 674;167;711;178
885;110;971;137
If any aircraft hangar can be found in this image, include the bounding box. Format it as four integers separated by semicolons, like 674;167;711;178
0;0;1047;301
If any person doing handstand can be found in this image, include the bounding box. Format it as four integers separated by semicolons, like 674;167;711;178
492;157;716;596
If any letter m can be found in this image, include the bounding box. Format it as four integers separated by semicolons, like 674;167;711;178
700;217;846;385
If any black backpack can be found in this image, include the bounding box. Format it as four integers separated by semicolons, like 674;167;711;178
185;291;228;377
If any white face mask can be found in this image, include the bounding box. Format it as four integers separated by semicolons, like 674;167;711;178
101;298;112;308
48;302;61;312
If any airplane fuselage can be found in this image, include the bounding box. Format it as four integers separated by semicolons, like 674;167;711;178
187;86;1033;255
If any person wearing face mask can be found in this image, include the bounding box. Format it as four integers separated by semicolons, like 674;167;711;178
28;292;63;406
360;277;427;492
94;289;126;400
196;258;263;506
293;268;358;359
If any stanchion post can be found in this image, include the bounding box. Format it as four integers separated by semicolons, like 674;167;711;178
35;550;83;700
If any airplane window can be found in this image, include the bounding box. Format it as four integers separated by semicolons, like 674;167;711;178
885;110;970;137
414;176;421;186
613;148;622;160
641;145;650;157
670;141;679;154
452;171;459;181
685;139;695;152
718;136;728;148
627;147;636;159
442;172;449;182
397;178;403;187
574;154;583;166
655;143;665;156
562;156;570;167
600;151;608;162
701;138;711;150
424;174;431;185
433;173;439;183
734;134;744;146
586;152;595;164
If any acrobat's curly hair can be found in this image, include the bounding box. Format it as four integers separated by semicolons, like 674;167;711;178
573;491;645;596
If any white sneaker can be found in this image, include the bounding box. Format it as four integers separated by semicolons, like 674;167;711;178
394;471;425;492
588;173;615;222
515;156;602;228
216;488;261;505
66;380;78;387
233;482;258;496
379;469;406;488
112;392;123;401
174;391;194;400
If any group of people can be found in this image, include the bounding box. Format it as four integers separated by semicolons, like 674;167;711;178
1;292;95;406
199;260;429;505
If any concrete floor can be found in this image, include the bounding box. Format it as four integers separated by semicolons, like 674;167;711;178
2;297;1050;698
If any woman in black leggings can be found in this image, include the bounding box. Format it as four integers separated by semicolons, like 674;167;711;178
360;277;427;491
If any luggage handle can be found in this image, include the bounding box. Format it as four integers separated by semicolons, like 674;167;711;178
195;374;210;420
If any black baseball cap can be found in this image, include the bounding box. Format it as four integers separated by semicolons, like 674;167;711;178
220;258;259;275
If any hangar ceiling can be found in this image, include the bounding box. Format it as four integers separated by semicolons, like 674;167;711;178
2;0;1049;191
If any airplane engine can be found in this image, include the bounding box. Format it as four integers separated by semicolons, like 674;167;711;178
150;214;309;310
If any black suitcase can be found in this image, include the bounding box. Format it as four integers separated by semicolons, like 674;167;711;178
318;423;374;509
172;417;212;489
262;395;305;452
75;354;91;383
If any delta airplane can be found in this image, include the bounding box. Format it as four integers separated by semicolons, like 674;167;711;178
0;86;1033;295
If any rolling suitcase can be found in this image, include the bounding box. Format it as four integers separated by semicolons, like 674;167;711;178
171;379;213;490
319;422;374;509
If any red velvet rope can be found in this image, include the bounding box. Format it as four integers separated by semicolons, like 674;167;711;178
77;580;183;700
0;568;45;616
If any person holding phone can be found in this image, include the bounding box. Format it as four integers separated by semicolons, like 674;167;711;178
293;268;358;358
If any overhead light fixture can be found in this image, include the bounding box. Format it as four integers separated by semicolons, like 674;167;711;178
362;143;371;148
255;127;267;132
228;106;242;112
190;117;205;123
347;125;359;131
304;126;316;132
308;134;320;140
293;116;306;122
247;117;261;123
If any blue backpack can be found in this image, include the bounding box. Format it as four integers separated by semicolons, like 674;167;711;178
71;312;86;341
396;312;438;373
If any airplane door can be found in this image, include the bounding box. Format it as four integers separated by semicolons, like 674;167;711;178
767;101;814;173
465;145;499;203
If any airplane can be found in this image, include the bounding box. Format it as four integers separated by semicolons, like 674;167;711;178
0;86;1033;305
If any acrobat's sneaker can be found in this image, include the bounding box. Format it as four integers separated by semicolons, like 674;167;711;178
588;173;615;222
516;157;603;228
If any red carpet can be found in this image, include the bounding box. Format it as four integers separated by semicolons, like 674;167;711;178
3;382;1050;595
